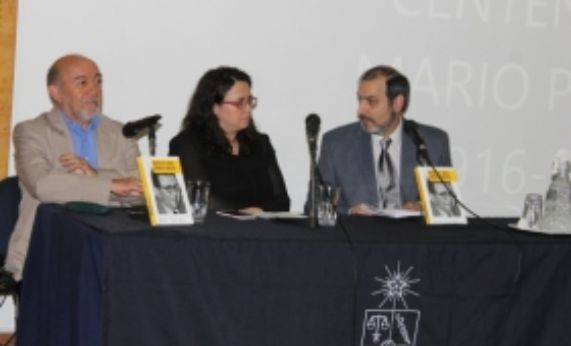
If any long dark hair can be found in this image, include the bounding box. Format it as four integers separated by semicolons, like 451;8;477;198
181;66;259;155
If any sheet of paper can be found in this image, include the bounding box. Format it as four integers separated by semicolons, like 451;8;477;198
359;204;421;218
375;208;422;219
216;210;257;220
254;211;308;220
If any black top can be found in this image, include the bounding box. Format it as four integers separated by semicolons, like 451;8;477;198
169;128;290;211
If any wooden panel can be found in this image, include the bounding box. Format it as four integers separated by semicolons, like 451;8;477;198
0;333;15;345
0;0;18;179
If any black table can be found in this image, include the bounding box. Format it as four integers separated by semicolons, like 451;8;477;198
17;204;571;345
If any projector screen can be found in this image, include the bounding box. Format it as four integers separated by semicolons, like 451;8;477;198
9;0;571;216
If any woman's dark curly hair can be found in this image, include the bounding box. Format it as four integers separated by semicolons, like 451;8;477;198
181;66;259;156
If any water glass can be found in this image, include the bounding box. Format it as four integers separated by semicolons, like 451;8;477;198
522;193;543;229
187;180;210;223
317;184;340;227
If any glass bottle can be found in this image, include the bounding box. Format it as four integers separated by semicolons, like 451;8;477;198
538;160;571;233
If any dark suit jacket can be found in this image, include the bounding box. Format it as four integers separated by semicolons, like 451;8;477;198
318;120;451;213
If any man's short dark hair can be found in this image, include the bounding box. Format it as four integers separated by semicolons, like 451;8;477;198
46;64;59;86
46;54;94;86
360;65;410;113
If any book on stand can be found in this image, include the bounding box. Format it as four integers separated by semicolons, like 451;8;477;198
415;166;467;225
137;156;193;226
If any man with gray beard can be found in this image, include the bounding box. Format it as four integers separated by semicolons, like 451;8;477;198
0;54;142;288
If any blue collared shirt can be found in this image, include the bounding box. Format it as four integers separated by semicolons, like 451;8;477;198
61;112;101;169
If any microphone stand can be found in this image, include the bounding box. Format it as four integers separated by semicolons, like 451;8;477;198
309;142;318;229
148;126;157;156
417;149;428;167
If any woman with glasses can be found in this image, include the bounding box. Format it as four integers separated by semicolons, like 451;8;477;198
169;66;290;212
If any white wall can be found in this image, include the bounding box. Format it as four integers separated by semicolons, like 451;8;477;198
8;0;571;216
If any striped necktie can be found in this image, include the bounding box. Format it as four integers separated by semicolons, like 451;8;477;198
378;138;397;208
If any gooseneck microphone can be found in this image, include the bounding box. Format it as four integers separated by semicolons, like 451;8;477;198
306;114;359;339
305;113;321;155
123;114;162;156
306;113;325;184
404;119;429;166
122;114;162;138
305;113;321;228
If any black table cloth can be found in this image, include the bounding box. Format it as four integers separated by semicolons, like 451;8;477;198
17;204;571;346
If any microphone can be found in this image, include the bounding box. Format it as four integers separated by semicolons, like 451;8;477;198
305;113;321;228
306;113;321;159
404;119;429;165
305;113;326;180
122;114;162;138
305;113;321;144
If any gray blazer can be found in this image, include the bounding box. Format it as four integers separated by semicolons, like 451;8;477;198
5;109;140;280
318;120;451;213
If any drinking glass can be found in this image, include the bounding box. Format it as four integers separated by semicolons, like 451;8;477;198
187;180;210;223
317;184;340;227
522;193;543;230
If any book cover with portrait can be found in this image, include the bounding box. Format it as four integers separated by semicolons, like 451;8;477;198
137;156;193;226
415;166;467;225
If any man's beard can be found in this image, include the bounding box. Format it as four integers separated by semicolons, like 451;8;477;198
79;103;102;122
359;111;399;135
360;119;382;134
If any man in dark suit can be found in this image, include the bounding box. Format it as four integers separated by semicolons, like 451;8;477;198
318;65;451;215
